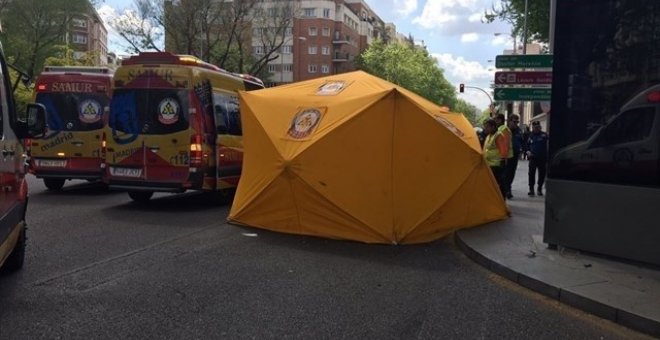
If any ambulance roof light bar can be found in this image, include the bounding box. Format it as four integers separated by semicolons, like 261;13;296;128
122;52;224;72
43;66;111;74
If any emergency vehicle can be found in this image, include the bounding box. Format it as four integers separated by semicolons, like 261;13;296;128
103;52;264;202
0;45;47;272
28;66;113;190
552;84;660;183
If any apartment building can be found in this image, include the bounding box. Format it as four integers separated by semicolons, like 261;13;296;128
262;0;387;86
68;5;109;66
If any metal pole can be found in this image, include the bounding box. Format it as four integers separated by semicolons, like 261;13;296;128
522;0;529;55
464;85;494;112
549;0;556;53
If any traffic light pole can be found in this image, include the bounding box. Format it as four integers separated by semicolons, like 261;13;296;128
461;85;495;116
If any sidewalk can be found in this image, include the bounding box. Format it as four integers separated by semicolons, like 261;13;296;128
455;160;660;338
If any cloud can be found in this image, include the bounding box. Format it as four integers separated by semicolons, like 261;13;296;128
434;53;495;109
394;0;418;17
461;33;479;43
411;0;509;36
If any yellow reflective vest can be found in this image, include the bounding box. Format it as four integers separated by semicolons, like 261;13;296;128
483;133;502;167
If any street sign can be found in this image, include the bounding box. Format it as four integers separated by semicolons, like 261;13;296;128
495;54;553;69
494;71;552;85
493;88;551;101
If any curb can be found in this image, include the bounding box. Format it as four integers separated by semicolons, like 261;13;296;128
454;232;660;338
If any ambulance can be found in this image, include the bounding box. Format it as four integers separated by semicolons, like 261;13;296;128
552;84;660;183
0;45;47;272
103;52;264;202
28;66;113;190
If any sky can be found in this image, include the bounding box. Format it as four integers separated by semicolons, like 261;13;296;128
96;0;513;110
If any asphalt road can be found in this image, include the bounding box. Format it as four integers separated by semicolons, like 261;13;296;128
0;176;652;339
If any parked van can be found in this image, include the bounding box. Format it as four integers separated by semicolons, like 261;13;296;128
0;45;47;272
552;84;660;184
27;66;113;190
103;52;264;202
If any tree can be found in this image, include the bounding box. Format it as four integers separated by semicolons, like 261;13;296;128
484;0;550;44
452;99;481;126
355;40;456;107
0;0;91;83
44;45;102;67
113;0;298;79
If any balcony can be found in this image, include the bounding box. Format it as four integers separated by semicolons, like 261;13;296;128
333;32;350;45
333;52;350;62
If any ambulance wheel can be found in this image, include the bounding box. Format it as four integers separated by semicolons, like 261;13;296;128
44;178;65;191
3;227;26;272
128;191;153;203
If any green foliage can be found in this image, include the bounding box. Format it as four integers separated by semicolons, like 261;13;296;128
484;0;550;43
452;99;481;125
6;58;34;115
355;40;456;107
44;46;101;67
0;0;91;80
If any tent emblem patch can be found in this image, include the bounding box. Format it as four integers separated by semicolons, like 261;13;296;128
316;81;347;95
433;114;465;137
287;108;322;139
158;98;179;125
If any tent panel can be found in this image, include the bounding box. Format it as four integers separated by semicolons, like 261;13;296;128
391;92;482;237
293;93;396;231
401;160;508;243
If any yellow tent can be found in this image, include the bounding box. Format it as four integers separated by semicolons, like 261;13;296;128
229;71;508;244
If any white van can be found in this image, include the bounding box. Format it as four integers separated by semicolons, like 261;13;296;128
552;84;660;182
0;44;46;272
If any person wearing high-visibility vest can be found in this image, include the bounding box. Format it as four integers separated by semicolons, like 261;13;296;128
483;118;509;198
494;113;513;198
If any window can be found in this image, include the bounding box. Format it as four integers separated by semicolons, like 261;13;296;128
308;65;317;73
285;27;292;36
308;46;317;54
72;34;87;44
72;18;87;28
253;46;264;55
592;108;656;147
281;45;292;54
321;65;330;74
321;46;330;55
268;64;278;72
322;27;330;37
109;89;189;135
213;92;242;136
309;27;317;36
267;8;277;17
283;64;292;72
303;8;316;17
323;8;331;18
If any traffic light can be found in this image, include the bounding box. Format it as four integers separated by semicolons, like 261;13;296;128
459;83;464;93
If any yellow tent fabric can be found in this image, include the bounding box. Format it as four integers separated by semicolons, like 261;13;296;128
229;71;508;244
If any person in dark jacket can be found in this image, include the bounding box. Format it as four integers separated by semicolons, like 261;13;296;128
521;125;531;160
504;114;522;199
527;121;549;196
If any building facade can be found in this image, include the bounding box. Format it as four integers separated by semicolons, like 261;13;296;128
68;5;108;66
262;0;387;86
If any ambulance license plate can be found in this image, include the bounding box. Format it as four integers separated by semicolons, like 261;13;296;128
37;159;67;168
110;167;142;178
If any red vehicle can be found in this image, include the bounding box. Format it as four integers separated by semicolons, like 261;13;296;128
28;66;113;190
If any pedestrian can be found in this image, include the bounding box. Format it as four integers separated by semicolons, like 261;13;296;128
521;124;531;160
504;114;522;199
482;118;508;198
494;113;513;198
527;121;549;196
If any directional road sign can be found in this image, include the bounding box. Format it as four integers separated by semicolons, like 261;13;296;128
493;88;551;101
494;71;552;85
495;55;553;69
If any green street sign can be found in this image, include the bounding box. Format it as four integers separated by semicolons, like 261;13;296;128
495;54;553;69
493;88;551;101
